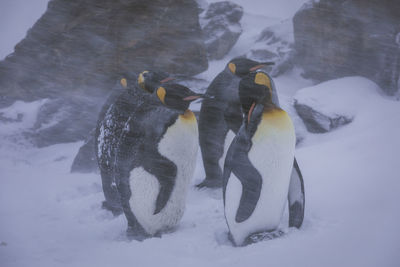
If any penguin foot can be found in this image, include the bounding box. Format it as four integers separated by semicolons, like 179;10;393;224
101;201;123;216
195;178;222;189
126;226;151;241
244;229;286;246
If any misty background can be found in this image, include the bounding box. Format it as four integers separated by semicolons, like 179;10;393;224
0;0;399;266
0;0;49;60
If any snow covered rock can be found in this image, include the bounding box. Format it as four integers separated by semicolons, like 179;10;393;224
200;1;243;60
24;97;100;147
292;0;400;96
246;19;295;77
294;76;381;133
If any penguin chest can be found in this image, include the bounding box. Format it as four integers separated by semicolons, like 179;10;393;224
225;109;295;245
129;111;198;235
218;130;236;171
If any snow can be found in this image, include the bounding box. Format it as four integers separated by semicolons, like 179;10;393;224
1;71;399;266
0;99;48;135
207;0;309;20
1;0;400;266
294;76;383;121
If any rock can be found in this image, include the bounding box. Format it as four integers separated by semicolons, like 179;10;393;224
0;0;208;146
292;0;400;96
294;102;352;133
246;19;295;77
22;96;102;147
200;1;243;60
70;131;98;173
294;76;381;133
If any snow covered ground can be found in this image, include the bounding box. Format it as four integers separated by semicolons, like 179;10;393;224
1;0;400;266
1;72;399;267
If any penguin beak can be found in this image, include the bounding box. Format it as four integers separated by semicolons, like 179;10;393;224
249;62;275;72
183;94;203;101
248;102;256;123
249;65;266;72
160;77;174;83
261;61;275;66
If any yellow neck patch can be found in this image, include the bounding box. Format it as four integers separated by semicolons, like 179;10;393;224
228;63;236;74
157;87;166;104
252;108;295;142
262;108;293;131
179;109;197;124
120;78;128;88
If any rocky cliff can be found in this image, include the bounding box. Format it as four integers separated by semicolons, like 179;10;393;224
0;0;208;146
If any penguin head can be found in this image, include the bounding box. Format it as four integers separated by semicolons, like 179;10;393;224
227;57;275;78
117;71;138;89
138;70;174;93
155;83;203;112
239;71;273;123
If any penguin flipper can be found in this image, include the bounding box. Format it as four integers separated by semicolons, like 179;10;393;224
223;128;262;223
232;159;262;223
288;158;305;228
142;151;177;215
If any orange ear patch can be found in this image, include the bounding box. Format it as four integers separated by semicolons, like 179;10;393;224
228;63;236;74
157;87;166;104
120;78;128;88
254;72;272;94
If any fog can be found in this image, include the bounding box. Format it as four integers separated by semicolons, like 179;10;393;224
0;0;399;266
0;0;49;60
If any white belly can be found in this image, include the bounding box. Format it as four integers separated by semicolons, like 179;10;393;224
129;113;198;235
218;129;236;171
225;110;295;245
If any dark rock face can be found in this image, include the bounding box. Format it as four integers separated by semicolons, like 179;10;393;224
294;101;353;133
70;130;98;173
0;0;207;146
201;1;243;60
293;0;400;96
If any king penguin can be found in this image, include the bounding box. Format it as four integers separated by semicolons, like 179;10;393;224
198;58;304;228
114;83;203;240
197;58;275;189
96;70;172;215
223;71;296;246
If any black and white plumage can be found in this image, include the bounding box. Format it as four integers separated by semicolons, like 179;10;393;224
223;71;297;246
95;71;170;215
197;57;304;229
197;58;276;188
114;83;202;239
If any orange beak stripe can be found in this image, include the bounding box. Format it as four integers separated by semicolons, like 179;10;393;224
248;102;256;123
249;64;265;72
160;77;174;83
183;95;202;101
